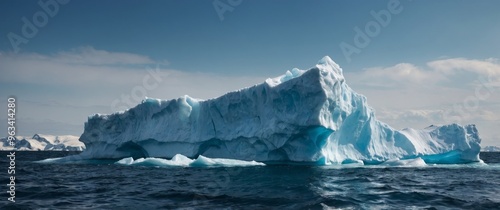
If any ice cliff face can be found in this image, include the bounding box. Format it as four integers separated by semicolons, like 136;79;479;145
78;56;481;164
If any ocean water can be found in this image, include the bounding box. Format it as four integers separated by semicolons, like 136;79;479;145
1;152;500;209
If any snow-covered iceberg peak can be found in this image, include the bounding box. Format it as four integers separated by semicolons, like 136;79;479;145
77;56;482;165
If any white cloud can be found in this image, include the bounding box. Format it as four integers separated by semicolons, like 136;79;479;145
0;47;164;87
347;57;500;90
359;63;444;87
2;46;160;65
427;57;500;77
55;46;160;65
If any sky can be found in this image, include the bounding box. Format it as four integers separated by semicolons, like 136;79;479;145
0;0;499;146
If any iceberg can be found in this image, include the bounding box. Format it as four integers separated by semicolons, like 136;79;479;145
482;146;500;152
76;56;482;165
115;154;265;167
39;153;265;167
0;134;85;151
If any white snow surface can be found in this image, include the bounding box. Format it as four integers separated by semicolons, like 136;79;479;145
0;134;85;151
75;56;482;165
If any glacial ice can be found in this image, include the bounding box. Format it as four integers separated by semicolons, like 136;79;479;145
75;56;482;165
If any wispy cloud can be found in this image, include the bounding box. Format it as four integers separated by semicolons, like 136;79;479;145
359;63;445;87
0;47;167;87
348;57;500;89
52;46;166;66
427;57;500;77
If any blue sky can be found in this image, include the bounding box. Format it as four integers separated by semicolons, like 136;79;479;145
1;0;499;146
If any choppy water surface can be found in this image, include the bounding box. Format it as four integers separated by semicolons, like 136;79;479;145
1;152;499;209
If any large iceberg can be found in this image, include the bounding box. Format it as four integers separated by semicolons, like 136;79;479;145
76;56;481;165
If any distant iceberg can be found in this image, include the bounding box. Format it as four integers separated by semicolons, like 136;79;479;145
75;56;482;165
1;134;85;151
482;146;500;152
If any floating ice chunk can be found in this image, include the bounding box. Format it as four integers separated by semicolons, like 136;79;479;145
171;154;194;165
190;155;265;167
381;157;427;167
114;154;264;167
341;159;364;165
36;157;65;163
116;157;134;165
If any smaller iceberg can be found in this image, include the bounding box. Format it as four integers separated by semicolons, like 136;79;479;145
115;154;265;167
1;134;85;151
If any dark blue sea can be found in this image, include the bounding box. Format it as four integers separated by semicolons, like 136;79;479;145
1;152;499;209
